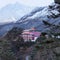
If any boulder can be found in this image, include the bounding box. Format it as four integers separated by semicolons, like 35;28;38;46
53;47;60;56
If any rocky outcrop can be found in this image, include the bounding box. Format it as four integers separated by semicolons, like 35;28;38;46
54;0;60;4
53;47;60;55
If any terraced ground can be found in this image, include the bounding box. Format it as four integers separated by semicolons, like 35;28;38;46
18;38;60;60
0;37;60;60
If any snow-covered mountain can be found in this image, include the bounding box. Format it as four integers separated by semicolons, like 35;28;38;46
0;3;42;37
15;2;60;32
0;7;44;36
0;1;60;36
0;2;34;23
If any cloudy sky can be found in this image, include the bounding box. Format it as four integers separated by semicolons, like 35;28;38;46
0;0;54;9
0;0;54;23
